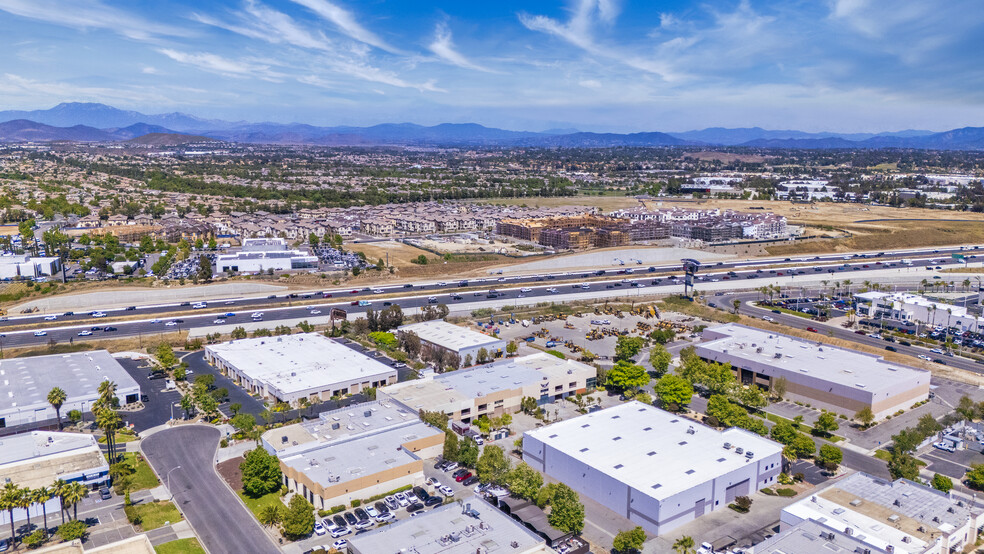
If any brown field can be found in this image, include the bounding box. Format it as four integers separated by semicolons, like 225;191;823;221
766;220;984;256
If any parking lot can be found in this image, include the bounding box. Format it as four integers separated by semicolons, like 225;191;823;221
116;356;183;432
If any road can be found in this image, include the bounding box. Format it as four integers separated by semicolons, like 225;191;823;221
0;245;979;350
141;426;279;554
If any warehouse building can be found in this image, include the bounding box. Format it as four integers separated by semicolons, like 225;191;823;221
781;472;984;554
0;350;140;431
750;520;881;554
263;401;443;509
214;237;318;274
0;254;60;280
696;324;930;420
380;352;596;423
347;497;550;554
204;333;397;407
523;402;783;536
0;431;110;527
397;320;506;368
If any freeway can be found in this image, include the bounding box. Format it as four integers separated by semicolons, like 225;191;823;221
2;243;980;329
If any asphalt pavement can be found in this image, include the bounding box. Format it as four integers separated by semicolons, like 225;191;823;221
141;425;280;554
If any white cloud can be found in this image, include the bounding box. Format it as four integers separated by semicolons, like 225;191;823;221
0;0;189;40
290;0;400;54
157;49;282;80
141;66;159;75
193;1;331;52
0;73;184;106
428;22;497;73
579;79;602;88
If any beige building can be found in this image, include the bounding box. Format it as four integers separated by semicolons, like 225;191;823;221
36;535;155;554
262;401;443;509
380;353;597;423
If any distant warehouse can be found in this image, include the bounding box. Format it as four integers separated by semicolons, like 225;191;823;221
523;402;783;536
214;238;318;274
0;350;140;432
696;324;930;420
204;333;397;407
397;320;506;369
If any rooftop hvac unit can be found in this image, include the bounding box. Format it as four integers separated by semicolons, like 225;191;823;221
723;442;732;449
364;410;372;417
820;532;835;541
331;422;340;430
774;353;783;359
686;426;696;435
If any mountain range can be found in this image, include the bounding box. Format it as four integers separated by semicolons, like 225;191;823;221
0;102;982;150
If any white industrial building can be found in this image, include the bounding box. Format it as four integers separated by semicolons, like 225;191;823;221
204;333;397;407
781;472;984;554
696;324;930;420
214;237;318;274
523;402;783;536
260;401;443;509
855;291;984;332
775;180;838;201
0;431;110;527
0;253;60;280
347;498;550;554
0;350;141;430
397;320;506;368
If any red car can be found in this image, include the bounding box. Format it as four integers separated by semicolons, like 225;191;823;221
455;471;472;483
854;330;866;335
322;293;332;298
350;290;359;294
806;327;818;333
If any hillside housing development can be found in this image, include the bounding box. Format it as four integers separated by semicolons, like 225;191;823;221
0;431;109;527
0;350;140;431
380;352;597;423
696;324;931;419
204;333;397;407
523;402;783;536
260;401;443;509
781;472;984;554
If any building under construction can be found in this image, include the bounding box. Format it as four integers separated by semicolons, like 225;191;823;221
496;215;668;249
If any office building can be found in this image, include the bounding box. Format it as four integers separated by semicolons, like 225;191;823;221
205;333;397;407
751;520;886;554
0;254;60;280
397;320;506;368
0;350;140;430
380;353;596;423
781;472;984;554
263;401;443;509
523;402;783;536
214;237;318;274
0;431;109;527
696;324;930;420
347;497;550;554
855;292;984;332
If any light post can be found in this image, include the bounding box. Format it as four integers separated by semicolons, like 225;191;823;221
166;466;182;500
170;402;181;422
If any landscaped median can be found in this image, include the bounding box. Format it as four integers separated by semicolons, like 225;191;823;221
153;538;206;554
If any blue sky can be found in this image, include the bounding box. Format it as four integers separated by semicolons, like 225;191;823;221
1;0;983;132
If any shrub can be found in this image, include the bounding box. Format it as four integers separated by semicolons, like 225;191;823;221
58;520;88;541
776;488;797;497
24;529;47;549
351;499;361;507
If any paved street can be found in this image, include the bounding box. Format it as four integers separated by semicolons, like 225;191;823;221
141;425;279;554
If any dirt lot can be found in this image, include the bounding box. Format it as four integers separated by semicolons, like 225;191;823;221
217;457;244;491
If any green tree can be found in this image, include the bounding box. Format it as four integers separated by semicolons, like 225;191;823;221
368;331;398;350
475;445;511;485
966;464;984;491
506;463;543;501
281;495;315;539
155;342;179;370
673;536;696;554
547;483;584;534
457;438;480;467
654;374;693;408
231;327;248;339
606;360;651;393
932;473;953;493
33;486;52;536
259;504;284;527
1;482;23;544
813;412;840;437
47;387;67;430
506;341;518;356
240;448;283;497
892;428;922;455
648;344;672;378
816;444;843;472
614;336;645;362
57;520;88;541
231;413;257;436
770;420;798;445
442;431;460;462
785;434;816;459
612;526;646;554
888;453;920;481
854;406;875;428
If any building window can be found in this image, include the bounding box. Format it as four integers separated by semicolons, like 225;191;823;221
461;408;471;416
554;385;562;391
478;404;488;411
569;382;576;388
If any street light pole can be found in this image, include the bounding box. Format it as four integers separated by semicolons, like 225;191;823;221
166;466;182;500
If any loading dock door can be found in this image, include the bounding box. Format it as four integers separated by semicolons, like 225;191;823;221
725;479;750;503
694;498;706;517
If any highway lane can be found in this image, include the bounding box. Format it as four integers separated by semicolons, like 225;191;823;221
2;243;979;327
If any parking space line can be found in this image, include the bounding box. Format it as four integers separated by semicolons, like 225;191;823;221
922;453;974;470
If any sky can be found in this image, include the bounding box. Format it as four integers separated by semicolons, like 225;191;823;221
0;0;983;133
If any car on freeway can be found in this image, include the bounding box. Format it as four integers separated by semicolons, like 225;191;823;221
165;321;178;326
854;330;866;335
150;318;162;324
44;315;57;321
930;348;944;354
885;345;897;352
34;330;47;336
806;327;818;333
918;355;933;361
78;330;92;336
213;319;226;324
103;326;117;332
91;311;107;318
520;287;532;293
762;316;775;322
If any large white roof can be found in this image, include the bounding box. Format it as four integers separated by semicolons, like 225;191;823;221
398;320;504;352
525;402;782;501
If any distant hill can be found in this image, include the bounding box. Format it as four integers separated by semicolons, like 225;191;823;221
0;119;115;142
126;133;214;146
0;102;234;132
670;126;935;145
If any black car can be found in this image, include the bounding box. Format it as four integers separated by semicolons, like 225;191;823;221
103;326;117;332
63;311;74;316
452;468;469;479
180;302;191;306
267;295;277;299
91;326;103;331
424;495;443;506
934;358;948;365
354;508;370;522
885;346;897;352
771;309;781;314
899;340;911;346
125;306;136;311
332;515;347;529
462;476;480;487
148;371;166;380
413;486;429;500
406;502;425;513
403;284;413;288
433;460;445;469
374;501;389;514
344;512;358;526
174;319;184;323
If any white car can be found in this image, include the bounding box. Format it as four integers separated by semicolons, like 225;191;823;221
331;539;348;551
313;521;327;536
934;442;956;453
520;287;532;293
165;321;178;327
374;511;395;522
918;354;933;361
78;330;92;337
364;506;379;519
44;315;57;321
213;319;226;324
436;282;447;287
394;492;410;507
384;496;399;510
330;526;350;538
251;312;264;319
34;330;47;336
150;318;162;324
92;312;107;318
310;310;321;315
439;485;454;497
762;316;775;322
372;289;384;294
405;491;419;504
425;477;440;488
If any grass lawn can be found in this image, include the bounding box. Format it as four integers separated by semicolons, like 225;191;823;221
99;430;139;444
761;412;845;442
124;500;182;531
238;491;283;520
154;538;206;554
124;453;160;490
873;449;927;466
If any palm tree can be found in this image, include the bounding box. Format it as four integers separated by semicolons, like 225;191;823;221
47;387;67;430
32;487;52;537
51;480;67;525
16;487;32;537
96;380;118;411
1;482;23;544
843;279;852;297
673;536;696;554
920;278;928;293
63;483;88;521
95;407;122;462
964;278;972;292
